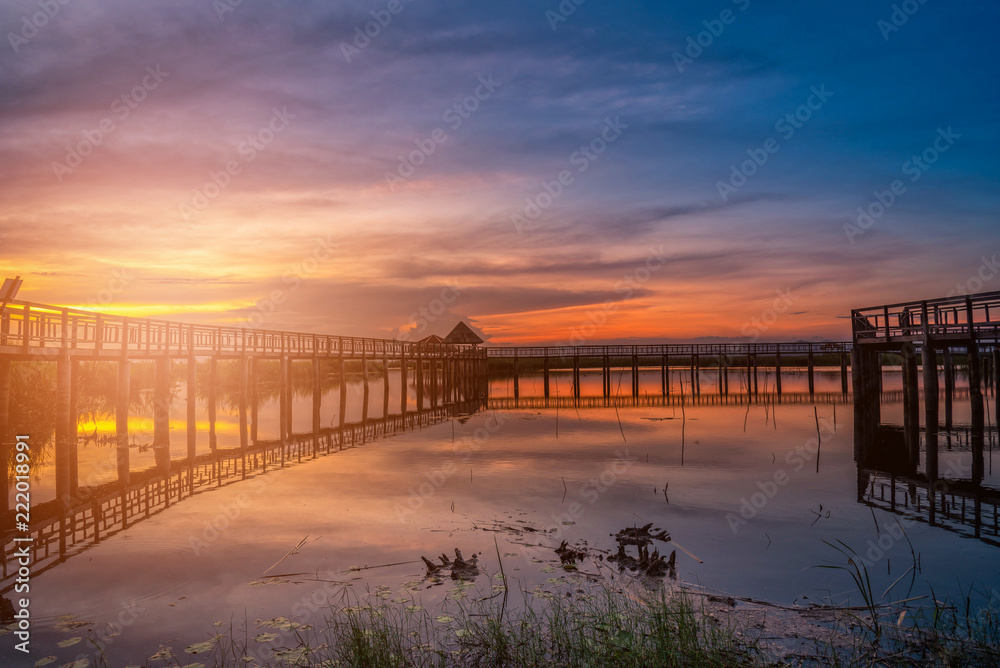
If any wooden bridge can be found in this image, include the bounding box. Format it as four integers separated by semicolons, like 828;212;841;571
852;290;1000;546
485;342;853;399
851;290;1000;477
0;298;488;519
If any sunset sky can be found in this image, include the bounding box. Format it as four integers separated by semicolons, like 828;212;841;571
1;0;998;344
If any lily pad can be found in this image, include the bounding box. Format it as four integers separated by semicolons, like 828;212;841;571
254;632;279;643
56;637;82;648
34;658;57;667
185;635;223;654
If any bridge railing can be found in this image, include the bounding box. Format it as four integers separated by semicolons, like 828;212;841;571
0;300;472;359
851;290;1000;344
484;342;852;358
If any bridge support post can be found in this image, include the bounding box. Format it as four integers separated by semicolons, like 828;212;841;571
284;355;294;438
943;348;954;430
661;353;669;396
187;352;196;491
361;352;370;425
250;357;259;446
543;354;550;399
117;358;130;485
807;347;815;397
751;354;757;395
313;355;321;458
513;353;519;400
416;349;424;411
400;350;408;414
775;350;782;395
339;352;348;427
208;358;217;452
575;353;582;399
632;353;639;398
69;359;79;502
840;352;848;395
0;359;9;515
279;356;289;444
153;356;171;475
994;349;1000;430
383;353;390;416
689;354;696;396
239;354;248;477
922;340;940;486
430;354;437;408
901;343;920;465
55;356;72;510
851;347;880;462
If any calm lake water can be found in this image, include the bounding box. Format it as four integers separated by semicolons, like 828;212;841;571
2;365;999;666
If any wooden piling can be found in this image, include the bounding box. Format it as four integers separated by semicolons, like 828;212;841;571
55;356;72;508
117;357;130;485
661;353;669;396
208;357;217;452
400;350;408;414
284;354;294;437
69;359;79;501
573;352;580;398
632;352;639;398
250;356;259;446
239;355;248;478
312;354;321;457
0;358;10;515
513;352;519;400
943;347;954;430
416;348;424;411
775;350;782;394
840;352;848;395
807;348;815;397
153;356;170;474
382;353;390;417
902;343;920;465
544;353;550;399
187;352;196;492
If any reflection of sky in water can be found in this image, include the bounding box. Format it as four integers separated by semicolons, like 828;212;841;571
5;369;1000;666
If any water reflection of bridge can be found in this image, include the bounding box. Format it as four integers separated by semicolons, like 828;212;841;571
853;290;1000;548
488;390;858;411
0;298;489;591
0;401;484;594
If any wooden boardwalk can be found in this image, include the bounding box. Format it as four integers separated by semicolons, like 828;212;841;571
851;290;1000;549
486;342;853;400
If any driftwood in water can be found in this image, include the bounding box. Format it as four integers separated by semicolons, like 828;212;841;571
608;523;675;578
421;548;480;580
